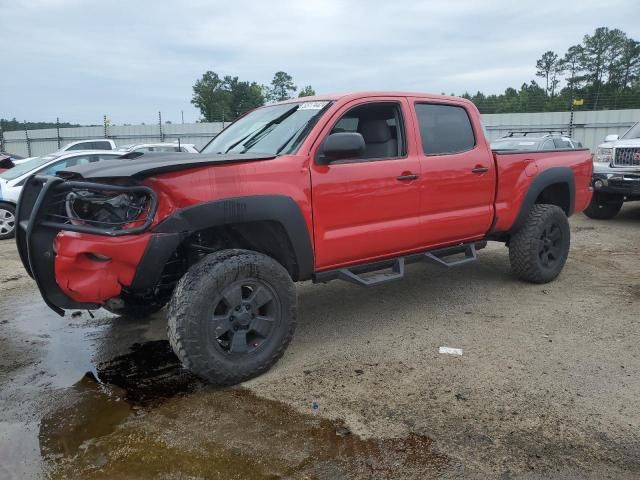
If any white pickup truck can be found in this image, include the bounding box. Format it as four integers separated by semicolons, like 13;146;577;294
586;121;640;219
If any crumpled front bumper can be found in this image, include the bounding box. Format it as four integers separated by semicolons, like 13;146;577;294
15;175;160;315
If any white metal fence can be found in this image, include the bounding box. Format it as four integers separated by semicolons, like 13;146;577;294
2;109;639;157
483;109;639;150
1;122;225;157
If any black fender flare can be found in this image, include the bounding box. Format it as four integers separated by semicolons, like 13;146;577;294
135;195;314;286
511;167;575;233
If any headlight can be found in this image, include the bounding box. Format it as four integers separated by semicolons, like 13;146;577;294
65;190;150;230
595;147;613;164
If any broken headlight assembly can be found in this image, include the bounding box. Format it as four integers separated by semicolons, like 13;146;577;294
34;179;158;236
65;190;149;229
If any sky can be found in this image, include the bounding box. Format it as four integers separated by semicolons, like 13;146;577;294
1;0;639;125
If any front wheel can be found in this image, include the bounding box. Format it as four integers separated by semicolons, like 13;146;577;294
167;249;297;385
583;193;623;220
509;204;570;284
0;203;16;240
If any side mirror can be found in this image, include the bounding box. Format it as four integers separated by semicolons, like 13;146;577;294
604;134;619;142
318;132;365;164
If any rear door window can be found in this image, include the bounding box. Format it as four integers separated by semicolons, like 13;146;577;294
414;103;475;155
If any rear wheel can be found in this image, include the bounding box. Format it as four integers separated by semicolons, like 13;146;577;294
509;204;570;284
583;193;623;220
168;249;297;385
0;203;16;240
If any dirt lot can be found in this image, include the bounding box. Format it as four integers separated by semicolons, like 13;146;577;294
0;206;639;479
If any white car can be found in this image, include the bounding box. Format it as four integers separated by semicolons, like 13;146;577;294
58;139;116;152
587;121;640;219
116;142;199;153
0;150;126;239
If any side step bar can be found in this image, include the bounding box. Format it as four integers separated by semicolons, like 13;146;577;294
313;241;485;287
424;242;477;268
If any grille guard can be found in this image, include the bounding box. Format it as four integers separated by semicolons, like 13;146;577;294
16;175;158;315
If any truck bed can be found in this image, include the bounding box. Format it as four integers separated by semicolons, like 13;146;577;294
491;149;593;233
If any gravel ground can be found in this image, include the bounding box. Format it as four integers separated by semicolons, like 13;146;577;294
0;206;638;479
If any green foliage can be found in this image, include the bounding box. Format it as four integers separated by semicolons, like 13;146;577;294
298;85;316;97
465;26;640;113
0;118;82;132
268;71;297;101
191;71;265;122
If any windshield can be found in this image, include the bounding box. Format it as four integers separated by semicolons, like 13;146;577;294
0;155;58;181
490;139;539;151
621;122;640;140
201;101;331;155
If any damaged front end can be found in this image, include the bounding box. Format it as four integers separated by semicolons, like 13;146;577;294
16;175;158;315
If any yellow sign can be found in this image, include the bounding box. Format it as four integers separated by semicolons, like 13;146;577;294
572;99;584;106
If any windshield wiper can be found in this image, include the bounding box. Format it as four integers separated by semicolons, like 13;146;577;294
223;105;299;154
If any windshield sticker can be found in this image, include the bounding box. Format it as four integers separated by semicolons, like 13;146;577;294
298;101;329;110
518;141;536;145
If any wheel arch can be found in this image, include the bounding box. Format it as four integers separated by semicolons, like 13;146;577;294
132;195;314;292
511;167;575;233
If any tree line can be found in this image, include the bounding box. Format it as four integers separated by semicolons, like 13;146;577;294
190;71;316;122
0;118;83;133
459;27;640;113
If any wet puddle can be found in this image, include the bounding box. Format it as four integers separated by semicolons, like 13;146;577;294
1;291;449;479
39;339;448;479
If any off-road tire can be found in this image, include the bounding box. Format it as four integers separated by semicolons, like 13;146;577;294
102;299;166;319
509;204;570;284
583;193;623;220
0;202;16;240
167;249;297;385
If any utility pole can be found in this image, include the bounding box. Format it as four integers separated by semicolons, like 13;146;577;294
158;111;164;142
24;121;31;157
181;110;184;124
103;115;108;138
56;117;61;149
568;99;575;137
0;125;4;153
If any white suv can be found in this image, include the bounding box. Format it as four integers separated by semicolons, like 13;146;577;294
587;122;640;219
58;139;116;152
0;150;125;239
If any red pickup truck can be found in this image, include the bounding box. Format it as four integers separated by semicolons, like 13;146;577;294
17;92;592;384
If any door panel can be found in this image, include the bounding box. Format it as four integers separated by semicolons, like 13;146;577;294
410;100;495;245
310;98;422;269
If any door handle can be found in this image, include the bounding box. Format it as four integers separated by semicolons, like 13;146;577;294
397;173;419;181
472;166;489;174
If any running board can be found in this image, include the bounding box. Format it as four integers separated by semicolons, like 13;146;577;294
337;258;405;287
424;243;477;268
314;242;484;287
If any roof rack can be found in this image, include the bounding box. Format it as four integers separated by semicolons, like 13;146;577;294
505;130;567;137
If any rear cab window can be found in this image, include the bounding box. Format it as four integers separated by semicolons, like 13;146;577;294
414;103;475;155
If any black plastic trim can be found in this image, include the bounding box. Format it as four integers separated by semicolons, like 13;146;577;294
153;195;315;281
129;232;187;290
511;166;576;233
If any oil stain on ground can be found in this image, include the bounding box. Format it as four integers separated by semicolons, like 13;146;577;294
39;340;449;480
